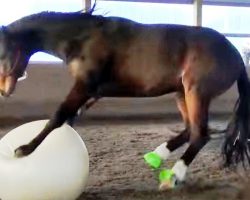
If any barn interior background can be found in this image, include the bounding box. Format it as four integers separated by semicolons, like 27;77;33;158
1;1;250;199
0;0;249;120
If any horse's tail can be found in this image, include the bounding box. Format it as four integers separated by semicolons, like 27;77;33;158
223;67;250;166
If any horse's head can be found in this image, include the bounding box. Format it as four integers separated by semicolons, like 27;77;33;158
0;27;29;97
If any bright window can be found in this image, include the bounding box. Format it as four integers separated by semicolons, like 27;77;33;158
93;1;193;25
1;1;250;63
0;0;83;62
203;5;250;62
203;5;250;34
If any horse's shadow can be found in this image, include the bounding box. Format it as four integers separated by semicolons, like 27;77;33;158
77;180;242;200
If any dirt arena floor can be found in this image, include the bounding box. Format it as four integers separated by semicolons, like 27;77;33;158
78;114;250;200
1;66;250;200
1;113;250;200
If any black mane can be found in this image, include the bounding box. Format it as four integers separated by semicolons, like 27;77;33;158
7;11;101;32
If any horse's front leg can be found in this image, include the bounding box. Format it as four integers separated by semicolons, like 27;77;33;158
15;80;90;157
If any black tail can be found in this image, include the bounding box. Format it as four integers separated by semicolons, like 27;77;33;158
223;68;250;166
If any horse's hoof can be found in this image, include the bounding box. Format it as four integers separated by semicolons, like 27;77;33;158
15;148;25;158
158;169;177;191
143;152;162;169
15;144;33;158
159;180;177;191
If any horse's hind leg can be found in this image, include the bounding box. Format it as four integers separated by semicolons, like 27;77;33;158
160;88;210;190
167;92;190;151
144;92;190;168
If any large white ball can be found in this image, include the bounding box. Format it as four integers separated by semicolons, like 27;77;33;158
0;120;89;200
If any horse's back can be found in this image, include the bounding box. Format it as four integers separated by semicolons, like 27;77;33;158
76;17;244;98
102;21;243;97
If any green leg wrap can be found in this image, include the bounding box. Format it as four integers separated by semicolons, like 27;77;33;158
143;152;162;169
159;169;177;189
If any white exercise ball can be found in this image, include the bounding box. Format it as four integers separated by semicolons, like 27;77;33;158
0;120;89;200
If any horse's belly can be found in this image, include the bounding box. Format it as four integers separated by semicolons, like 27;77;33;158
108;64;180;97
96;81;177;97
110;39;182;96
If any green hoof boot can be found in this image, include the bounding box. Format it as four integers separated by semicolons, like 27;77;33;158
143;152;162;169
158;169;177;190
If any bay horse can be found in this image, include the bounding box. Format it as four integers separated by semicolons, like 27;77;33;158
0;11;249;189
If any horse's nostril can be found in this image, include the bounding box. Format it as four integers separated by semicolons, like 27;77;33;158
0;90;6;97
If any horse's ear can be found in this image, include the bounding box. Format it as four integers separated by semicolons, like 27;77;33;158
0;26;10;38
87;0;97;15
2;26;8;33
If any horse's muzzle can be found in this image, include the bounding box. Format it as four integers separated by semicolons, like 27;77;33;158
0;76;17;97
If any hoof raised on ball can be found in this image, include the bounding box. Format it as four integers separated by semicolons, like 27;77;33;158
15;144;34;158
0;120;89;200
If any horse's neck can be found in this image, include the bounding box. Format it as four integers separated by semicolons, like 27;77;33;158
9;15;99;61
41;16;105;61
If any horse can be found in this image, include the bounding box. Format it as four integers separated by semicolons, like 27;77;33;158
0;11;249;190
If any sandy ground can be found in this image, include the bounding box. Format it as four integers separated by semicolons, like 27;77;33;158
0;65;250;200
1;114;250;200
75;115;250;200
